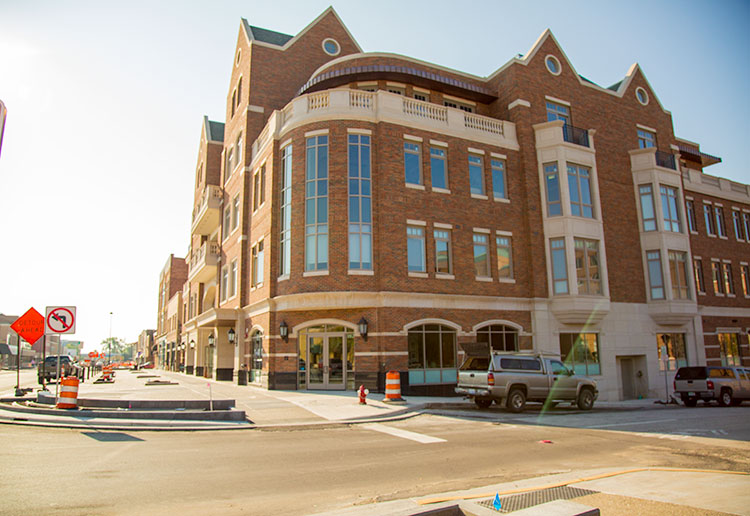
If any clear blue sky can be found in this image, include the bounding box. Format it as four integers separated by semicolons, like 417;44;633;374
1;0;748;351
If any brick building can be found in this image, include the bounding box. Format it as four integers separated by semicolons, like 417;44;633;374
164;8;748;400
155;254;188;369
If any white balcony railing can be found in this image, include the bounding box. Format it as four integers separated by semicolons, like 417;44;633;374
189;241;220;281
250;89;518;162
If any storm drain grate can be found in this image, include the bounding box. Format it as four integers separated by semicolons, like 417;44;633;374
475;485;598;513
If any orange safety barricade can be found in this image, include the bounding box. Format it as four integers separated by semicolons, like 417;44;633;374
56;376;80;409
384;371;405;402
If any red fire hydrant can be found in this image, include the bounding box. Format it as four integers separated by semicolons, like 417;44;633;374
358;385;368;405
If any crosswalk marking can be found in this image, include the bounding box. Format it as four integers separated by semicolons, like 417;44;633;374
362;423;446;444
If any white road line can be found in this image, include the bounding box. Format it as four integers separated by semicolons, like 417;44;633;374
584;418;677;429
361;423;446;444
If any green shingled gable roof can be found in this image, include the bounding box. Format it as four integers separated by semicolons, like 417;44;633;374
242;19;293;47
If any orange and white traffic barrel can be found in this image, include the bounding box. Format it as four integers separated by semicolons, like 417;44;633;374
384;371;405;403
56;376;79;409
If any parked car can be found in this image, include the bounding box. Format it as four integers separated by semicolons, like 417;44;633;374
38;355;81;383
455;350;598;413
674;366;750;407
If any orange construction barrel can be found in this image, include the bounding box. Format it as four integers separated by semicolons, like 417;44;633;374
56;376;80;409
384;371;405;403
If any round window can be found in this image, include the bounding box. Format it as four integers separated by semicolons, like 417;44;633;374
322;38;340;56
635;86;649;105
545;55;561;76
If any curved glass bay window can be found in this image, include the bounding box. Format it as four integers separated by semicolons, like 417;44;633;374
408;324;457;385
348;134;372;270
306;135;328;271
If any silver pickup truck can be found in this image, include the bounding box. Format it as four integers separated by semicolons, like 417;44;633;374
455;350;598;412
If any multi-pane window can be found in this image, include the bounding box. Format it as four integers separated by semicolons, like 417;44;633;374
252;240;264;287
741;264;750;296
567;164;594;218
434;229;452;274
668;251;690;299
220;265;229;302
733;210;745;241
660;186;681;232
414;92;429;102
560;333;600;375
225;147;234;183
544;163;561;216
694;259;705;294
254;165;266;211
231;194;240;231
723;263;735;294
744;213;750;242
444;100;473;112
686;200;697;232
550;238;568;294
348;134;372;270
718;333;740;366
496;236;513;279
279;145;292;276
473;233;490;277
223;206;231;240
229;259;237;298
715;206;727;237
704;204;716;235
639;185;657;231
469;155;484;196
430;147;447;190
407;324;457;385
574;239;601;294
477;325;518;352
646;250;665;300
305;136;328;271
657;333;687;371
637;129;656;149
491;159;506;200
407;226;425;272
250;331;263;383
712;261;724;294
546;101;570;124
404;142;421;185
235;133;243;168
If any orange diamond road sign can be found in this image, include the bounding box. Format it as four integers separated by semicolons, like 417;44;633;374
10;308;45;345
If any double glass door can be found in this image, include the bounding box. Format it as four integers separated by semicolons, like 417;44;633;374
307;335;345;389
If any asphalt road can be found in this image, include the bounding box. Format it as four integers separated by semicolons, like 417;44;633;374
1;412;748;516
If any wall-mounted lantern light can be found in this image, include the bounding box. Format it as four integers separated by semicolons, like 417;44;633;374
228;327;236;345
280;321;289;342
358;317;369;341
208;332;215;347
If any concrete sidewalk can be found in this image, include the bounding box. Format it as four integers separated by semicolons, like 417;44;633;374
0;367;684;431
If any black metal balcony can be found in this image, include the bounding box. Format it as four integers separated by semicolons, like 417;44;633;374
655;150;676;170
562;124;590;147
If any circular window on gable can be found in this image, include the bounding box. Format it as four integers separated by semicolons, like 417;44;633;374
635;86;649;105
545;55;561;76
322;38;340;56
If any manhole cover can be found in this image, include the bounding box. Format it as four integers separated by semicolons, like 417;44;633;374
475;485;597;513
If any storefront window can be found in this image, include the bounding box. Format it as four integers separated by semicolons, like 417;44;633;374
559;333;600;375
656;333;687;371
408;324;456;385
251;331;263;383
718;333;740;366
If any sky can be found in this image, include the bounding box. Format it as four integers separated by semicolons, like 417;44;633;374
1;0;748;352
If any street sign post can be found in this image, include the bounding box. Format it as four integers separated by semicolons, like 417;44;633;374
10;308;44;396
45;306;76;399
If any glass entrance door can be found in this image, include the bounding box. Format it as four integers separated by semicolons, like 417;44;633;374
307;334;346;390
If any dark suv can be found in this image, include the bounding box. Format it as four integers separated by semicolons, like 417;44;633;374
38;355;81;383
674;366;750;407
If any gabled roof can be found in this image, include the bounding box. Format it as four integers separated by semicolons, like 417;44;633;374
242;21;293;46
203;116;224;143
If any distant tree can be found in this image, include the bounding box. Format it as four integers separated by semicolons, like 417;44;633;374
100;337;127;361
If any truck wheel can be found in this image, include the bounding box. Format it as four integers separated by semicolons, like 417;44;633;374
474;398;492;409
718;389;733;407
506;388;526;413
577;388;595;410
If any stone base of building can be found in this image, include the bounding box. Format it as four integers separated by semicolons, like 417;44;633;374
195;366;204;376
216;368;233;381
185;366;194;375
268;372;297;390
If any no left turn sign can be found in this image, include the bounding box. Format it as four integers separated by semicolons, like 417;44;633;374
45;306;76;335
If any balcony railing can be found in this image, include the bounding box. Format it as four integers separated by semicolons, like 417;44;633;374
251;89;518;161
562;124;590;147
188;242;220;282
655;150;676;170
192;185;222;223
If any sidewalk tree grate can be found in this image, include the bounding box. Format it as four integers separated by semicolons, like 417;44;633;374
475;485;598;513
